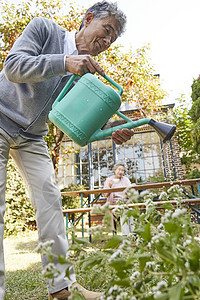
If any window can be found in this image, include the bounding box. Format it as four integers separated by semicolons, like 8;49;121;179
57;129;166;189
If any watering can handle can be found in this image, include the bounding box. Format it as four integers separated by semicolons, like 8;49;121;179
52;74;78;109
52;72;123;109
103;74;123;96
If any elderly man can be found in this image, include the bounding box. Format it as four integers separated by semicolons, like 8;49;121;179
0;1;133;299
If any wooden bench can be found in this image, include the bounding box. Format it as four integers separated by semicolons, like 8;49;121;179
62;178;200;240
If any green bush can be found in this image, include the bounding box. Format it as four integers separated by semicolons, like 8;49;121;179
187;168;200;179
38;185;200;299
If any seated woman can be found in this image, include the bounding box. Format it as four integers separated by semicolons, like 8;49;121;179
103;162;134;236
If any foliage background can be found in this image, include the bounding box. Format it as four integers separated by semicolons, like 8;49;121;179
0;0;166;235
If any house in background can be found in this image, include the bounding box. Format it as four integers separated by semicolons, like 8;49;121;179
57;103;184;190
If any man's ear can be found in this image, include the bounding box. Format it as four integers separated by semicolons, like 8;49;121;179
84;12;94;27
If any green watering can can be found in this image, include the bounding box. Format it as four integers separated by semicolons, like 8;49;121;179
49;73;176;147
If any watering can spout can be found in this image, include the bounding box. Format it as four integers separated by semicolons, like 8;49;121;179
148;119;176;143
88;116;176;144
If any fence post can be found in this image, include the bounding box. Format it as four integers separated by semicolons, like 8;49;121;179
81;193;84;238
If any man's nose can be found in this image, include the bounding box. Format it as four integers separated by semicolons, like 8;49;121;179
103;36;112;47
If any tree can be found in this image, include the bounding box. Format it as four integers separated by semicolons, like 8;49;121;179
189;76;200;153
173;91;200;176
97;44;165;113
0;0;166;171
174;96;193;152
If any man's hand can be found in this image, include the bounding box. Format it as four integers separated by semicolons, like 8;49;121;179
111;128;134;145
103;117;138;145
65;55;105;76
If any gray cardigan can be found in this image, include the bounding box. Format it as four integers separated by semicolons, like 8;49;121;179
0;17;73;140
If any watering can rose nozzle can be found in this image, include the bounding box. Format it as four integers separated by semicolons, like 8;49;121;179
148;119;176;143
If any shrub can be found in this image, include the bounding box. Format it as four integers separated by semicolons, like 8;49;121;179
37;185;200;299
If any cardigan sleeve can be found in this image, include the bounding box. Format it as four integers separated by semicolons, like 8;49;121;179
4;17;66;83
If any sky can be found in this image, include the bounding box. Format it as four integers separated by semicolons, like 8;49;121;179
6;0;200;105
83;0;200;105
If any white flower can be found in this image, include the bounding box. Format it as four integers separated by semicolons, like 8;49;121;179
139;190;149;198
185;262;190;268
119;239;131;250
116;292;128;299
91;202;110;214
157;281;167;289
130;271;140;280
183;238;192;247
108;285;121;295
147;242;152;248
90;203;102;214
167;185;183;195
87;225;103;236
108;250;123;263
153;281;167;292
155;264;160;271
35;240;55;255
159;191;168;201
157;223;164;230
125;188;140;202
113;205;124;216
172;208;187;218
42;262;60;277
146;261;155;267
154;291;162;298
152;231;165;243
161;211;172;223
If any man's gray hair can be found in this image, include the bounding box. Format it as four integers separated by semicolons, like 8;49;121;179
79;1;127;37
113;162;126;171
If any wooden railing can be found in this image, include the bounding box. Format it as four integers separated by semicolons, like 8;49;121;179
62;178;200;240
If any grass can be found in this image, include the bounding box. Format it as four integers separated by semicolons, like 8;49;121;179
4;228;111;299
4;231;47;299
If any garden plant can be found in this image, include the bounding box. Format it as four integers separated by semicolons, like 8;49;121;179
36;185;200;300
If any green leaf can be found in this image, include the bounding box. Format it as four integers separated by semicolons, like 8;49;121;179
156;246;175;264
65;266;72;280
168;283;183;300
139;254;151;272
187;274;200;288
73;237;90;245
104;235;125;249
112;278;131;287
162;203;174;210
109;258;128;271
142;295;155;300
164;222;178;233
126;208;139;218
188;244;200;271
134;227;144;236
81;257;103;270
58;255;70;264
142;222;151;242
152;293;168;300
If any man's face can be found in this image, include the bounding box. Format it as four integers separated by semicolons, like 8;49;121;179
83;13;120;56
